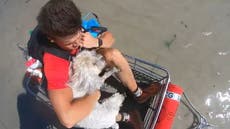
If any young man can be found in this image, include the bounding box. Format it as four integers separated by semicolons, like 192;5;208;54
34;0;160;128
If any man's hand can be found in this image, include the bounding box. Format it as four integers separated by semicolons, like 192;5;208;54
80;31;114;48
81;32;98;48
89;90;101;101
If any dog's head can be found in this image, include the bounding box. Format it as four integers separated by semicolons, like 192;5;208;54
72;50;106;74
68;50;106;91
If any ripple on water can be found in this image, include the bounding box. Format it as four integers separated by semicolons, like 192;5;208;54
205;88;230;125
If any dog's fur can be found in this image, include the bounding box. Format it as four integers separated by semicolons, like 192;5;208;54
68;50;125;129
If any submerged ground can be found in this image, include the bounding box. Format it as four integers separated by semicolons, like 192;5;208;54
0;0;229;129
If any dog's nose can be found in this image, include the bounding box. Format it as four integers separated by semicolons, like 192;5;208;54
99;68;107;77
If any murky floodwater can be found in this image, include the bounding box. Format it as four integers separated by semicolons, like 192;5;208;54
205;87;230;127
1;0;230;129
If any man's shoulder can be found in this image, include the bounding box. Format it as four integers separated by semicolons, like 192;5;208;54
43;52;70;82
43;52;70;71
43;52;70;63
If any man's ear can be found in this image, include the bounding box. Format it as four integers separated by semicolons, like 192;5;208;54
47;37;55;43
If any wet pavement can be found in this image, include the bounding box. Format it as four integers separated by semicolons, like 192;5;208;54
0;0;230;129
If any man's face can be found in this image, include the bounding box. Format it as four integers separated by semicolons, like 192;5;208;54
53;29;83;51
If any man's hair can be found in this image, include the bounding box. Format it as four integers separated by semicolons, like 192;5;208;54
37;0;82;37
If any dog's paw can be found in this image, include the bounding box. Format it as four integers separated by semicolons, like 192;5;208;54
101;93;125;110
110;123;119;129
111;67;119;73
101;67;119;81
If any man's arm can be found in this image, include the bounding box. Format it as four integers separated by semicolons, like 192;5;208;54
98;31;115;48
81;31;115;48
48;87;100;128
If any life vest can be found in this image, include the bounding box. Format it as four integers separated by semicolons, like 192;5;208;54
26;26;74;87
27;26;72;63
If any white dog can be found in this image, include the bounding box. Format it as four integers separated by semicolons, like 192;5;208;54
68;50;125;129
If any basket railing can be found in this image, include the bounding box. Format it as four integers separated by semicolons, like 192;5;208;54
125;55;170;129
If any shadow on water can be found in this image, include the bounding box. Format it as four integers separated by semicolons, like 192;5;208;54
17;75;85;129
17;93;53;129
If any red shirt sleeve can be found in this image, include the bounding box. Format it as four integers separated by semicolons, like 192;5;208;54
43;52;70;90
